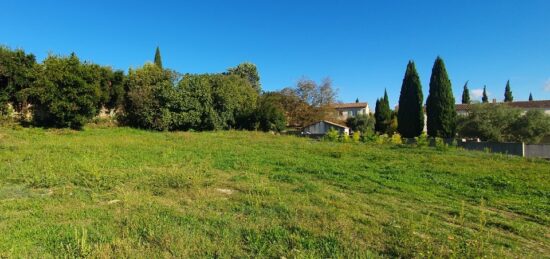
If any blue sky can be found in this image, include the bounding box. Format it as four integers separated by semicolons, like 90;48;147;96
2;0;550;107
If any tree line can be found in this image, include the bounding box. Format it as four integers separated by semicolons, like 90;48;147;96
0;46;289;131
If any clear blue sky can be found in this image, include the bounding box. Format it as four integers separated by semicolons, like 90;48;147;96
2;0;550;107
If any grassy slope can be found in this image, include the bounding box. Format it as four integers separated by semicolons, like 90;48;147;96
0;126;549;258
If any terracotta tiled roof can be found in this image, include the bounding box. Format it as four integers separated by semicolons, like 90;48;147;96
456;100;550;111
332;102;369;109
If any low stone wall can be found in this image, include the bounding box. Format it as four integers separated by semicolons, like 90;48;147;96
525;144;550;159
457;142;525;156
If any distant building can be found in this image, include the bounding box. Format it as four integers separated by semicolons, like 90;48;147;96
303;120;350;136
332;102;370;120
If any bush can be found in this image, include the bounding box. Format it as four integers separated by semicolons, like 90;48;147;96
123;63;177;131
324;128;339;142
25;54;101;129
340;133;351;143
434;137;448;151
415;132;429;147
352;131;361;142
391;133;403;145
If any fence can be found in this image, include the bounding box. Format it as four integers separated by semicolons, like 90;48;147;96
457;141;550;159
525;144;550;159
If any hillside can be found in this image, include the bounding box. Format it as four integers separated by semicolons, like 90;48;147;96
0;126;549;257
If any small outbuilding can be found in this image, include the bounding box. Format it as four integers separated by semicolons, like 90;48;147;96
302;120;349;137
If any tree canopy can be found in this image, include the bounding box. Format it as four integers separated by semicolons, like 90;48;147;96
226;62;261;93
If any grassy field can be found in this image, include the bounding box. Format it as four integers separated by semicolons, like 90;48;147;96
0;125;549;258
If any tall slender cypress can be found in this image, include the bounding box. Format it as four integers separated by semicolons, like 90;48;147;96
482;86;489;103
529;92;533;101
426;57;456;138
154;46;163;69
397;61;424;138
461;81;471;104
375;90;392;134
504;80;513;102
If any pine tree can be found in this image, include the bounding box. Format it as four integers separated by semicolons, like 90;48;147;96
355;98;359;103
461;81;471;104
374;90;392;134
426;57;456;138
154;47;163;69
397;61;424;138
482;86;489;103
504;80;513;102
529;92;533;101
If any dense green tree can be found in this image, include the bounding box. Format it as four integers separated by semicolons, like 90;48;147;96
457;104;550;143
25;54;101;129
374;90;391;134
0;46;37;114
529;92;533;101
174;73;258;130
482;86;489;103
346;114;375;135
355;98;359;103
504;80;513;102
123;63;176;130
426;57;456;138
508;110;550;143
254;92;287;132
461;81;471;104
226;62;261;93
397;61;424;138
154;47;163;69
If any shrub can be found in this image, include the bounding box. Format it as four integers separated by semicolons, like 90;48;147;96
391;133;403;145
434;137;448;151
375;134;388;145
123;63;177;131
25;54;101;129
352;131;361;142
340;133;351;143
415;132;429;147
324;128;339;142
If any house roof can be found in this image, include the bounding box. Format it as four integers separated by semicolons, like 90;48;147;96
332;102;369;109
456;100;550;111
303;120;349;129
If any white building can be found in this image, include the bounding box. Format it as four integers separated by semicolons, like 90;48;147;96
332;102;370;121
303;120;350;136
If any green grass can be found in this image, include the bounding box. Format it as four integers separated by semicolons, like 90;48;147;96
0;125;549;258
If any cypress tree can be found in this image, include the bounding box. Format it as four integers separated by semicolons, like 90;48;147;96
154;46;163;69
397;61;424;138
426;57;456;138
504;80;513;102
374;99;382;132
529;92;533;101
482;86;489;103
355;98;359;103
461;81;471;104
374;90;392;134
